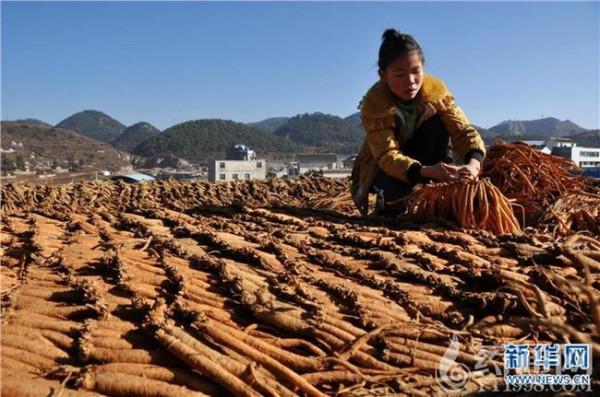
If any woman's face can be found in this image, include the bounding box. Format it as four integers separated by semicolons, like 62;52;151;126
380;51;424;103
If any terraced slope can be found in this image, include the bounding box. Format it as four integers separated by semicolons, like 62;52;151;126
1;178;598;396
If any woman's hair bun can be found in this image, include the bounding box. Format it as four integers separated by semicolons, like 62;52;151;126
378;29;424;70
382;28;401;41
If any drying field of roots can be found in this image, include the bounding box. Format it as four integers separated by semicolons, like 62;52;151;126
1;177;599;396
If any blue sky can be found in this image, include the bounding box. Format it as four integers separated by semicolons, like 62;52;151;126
2;1;599;130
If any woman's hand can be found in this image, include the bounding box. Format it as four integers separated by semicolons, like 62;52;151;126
457;158;481;180
420;163;461;182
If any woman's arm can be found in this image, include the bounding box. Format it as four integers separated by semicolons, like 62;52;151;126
437;98;486;167
365;127;423;183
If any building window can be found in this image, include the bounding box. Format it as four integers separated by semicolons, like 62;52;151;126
256;161;262;168
581;151;600;158
245;173;251;180
219;162;226;169
232;173;238;180
219;174;226;180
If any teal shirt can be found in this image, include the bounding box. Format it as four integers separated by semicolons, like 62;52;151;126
396;98;419;144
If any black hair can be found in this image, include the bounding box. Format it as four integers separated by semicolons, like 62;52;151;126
378;29;425;70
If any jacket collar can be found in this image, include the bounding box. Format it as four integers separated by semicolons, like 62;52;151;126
359;73;452;118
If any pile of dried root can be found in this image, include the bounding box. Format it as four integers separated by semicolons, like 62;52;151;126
481;140;590;222
537;192;600;236
0;177;356;217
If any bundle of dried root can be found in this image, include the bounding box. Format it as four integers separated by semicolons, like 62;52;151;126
403;178;522;235
481;140;587;222
310;192;359;216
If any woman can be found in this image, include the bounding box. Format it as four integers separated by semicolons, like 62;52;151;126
351;29;486;215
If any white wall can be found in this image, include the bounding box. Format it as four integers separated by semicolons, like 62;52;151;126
572;147;600;167
208;159;266;182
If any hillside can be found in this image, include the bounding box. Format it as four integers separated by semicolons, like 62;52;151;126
568;129;600;147
247;117;290;133
56;110;126;143
111;122;160;152
344;112;361;128
274;112;363;153
488;117;586;138
1;121;130;174
132;119;304;163
13;118;52;128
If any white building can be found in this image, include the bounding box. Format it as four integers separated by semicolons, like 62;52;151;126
546;137;577;148
208;159;266;182
551;145;600;168
296;153;337;174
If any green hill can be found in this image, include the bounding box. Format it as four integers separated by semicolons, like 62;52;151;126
274;112;363;153
568;129;600;147
132;119;304;163
344;112;361;129
1;121;131;174
488;117;587;138
13;118;52;128
111;122;160;152
248;117;290;133
56;110;126;143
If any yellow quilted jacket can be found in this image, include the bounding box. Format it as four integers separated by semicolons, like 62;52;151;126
351;73;486;214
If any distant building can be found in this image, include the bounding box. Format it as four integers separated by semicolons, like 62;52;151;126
343;155;357;169
546;137;577;149
286;162;300;179
111;173;156;183
54;166;69;174
226;144;256;161
521;140;545;149
267;167;288;178
551;144;600;168
208;159;266;182
296;153;337;174
520;140;551;154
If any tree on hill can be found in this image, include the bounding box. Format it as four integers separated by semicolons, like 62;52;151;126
132;119;303;163
248;117;290;133
111;122;160;152
56;110;126;143
274;112;363;153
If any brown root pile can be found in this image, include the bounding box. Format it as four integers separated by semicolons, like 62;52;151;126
481;140;590;223
403;178;522;235
537;192;600;236
0;177;356;217
1;178;599;396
